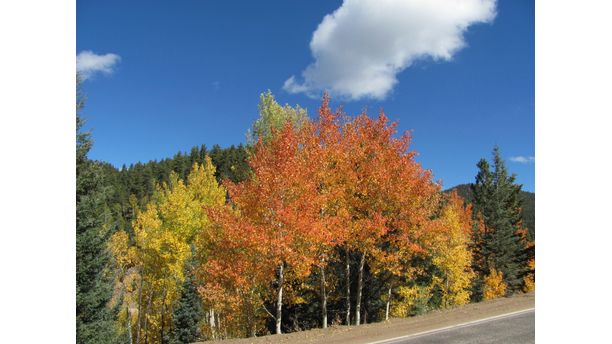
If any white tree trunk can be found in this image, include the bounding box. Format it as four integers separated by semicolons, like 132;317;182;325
209;308;216;339
126;306;133;344
320;265;328;328
355;252;366;326
385;286;392;321
276;263;284;334
345;249;351;325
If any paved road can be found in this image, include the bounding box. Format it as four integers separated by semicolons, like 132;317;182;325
372;309;534;344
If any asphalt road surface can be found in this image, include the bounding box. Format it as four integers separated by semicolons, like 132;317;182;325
371;309;535;344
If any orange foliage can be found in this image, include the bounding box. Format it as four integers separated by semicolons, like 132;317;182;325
316;95;439;268
197;120;331;335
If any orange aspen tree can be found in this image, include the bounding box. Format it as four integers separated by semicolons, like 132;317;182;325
315;96;439;326
311;96;352;328
196;206;272;338
209;121;325;335
314;97;355;326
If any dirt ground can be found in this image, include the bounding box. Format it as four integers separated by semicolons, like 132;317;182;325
195;292;534;344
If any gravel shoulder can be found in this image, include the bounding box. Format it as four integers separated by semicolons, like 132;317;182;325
195;292;534;344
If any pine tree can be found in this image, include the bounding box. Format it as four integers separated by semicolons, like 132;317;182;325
76;77;118;343
470;146;527;296
171;265;204;344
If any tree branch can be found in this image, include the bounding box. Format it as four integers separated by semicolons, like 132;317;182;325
262;304;276;320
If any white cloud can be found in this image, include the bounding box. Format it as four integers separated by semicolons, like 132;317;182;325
76;50;121;81
509;156;535;164
284;0;497;100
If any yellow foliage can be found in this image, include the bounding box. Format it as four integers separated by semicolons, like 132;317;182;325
110;158;226;342
188;156;227;207
430;192;475;308
523;275;535;293
483;268;507;300
523;258;535;292
390;285;432;318
108;230;133;268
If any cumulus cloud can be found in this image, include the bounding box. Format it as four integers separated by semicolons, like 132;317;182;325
509;156;535;164
284;0;497;100
76;50;121;80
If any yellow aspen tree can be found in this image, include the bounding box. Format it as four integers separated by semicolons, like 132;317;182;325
483;267;507;300
110;157;226;343
108;230;139;341
430;191;476;308
389;284;432;318
523;259;535;292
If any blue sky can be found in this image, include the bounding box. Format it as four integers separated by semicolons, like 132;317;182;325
77;0;534;191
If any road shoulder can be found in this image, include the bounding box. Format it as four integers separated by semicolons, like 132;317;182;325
195;292;535;344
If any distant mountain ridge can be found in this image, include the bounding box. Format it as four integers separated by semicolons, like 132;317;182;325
444;184;535;240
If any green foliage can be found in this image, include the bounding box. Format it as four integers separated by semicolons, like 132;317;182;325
444;184;534;242
469;146;528;296
246;90;309;145
76;90;119;343
171;267;204;344
97;144;251;249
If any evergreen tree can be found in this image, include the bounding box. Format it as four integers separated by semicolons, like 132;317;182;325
470;146;527;296
170;265;204;344
76;78;118;343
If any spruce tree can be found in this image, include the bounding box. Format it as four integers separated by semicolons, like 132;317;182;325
171;267;204;344
76;79;118;343
470;146;527;296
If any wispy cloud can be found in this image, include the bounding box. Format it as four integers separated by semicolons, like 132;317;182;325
509;156;535;164
76;50;121;81
284;0;497;100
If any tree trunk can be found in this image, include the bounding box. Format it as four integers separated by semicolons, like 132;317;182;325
355;252;366;326
385;286;392;321
209;308;216;339
160;302;164;344
160;288;167;344
244;292;253;338
445;278;450;308
320;265;328;329
120;276;134;344
276;262;284;334
345;249;351;326
126;306;133;344
217;312;223;339
143;292;153;344
136;278;144;344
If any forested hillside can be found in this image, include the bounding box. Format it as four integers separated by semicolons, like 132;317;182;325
91;145;250;247
445;184;535;241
